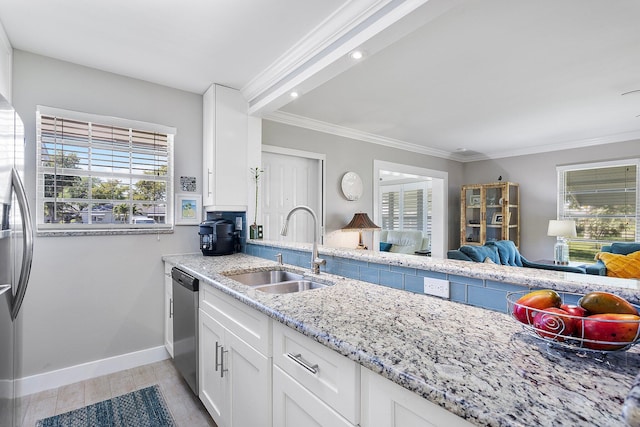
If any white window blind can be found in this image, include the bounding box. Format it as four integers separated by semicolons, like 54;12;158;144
558;159;639;248
36;107;174;233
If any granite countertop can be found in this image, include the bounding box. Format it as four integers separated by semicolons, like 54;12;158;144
163;252;640;427
249;239;640;302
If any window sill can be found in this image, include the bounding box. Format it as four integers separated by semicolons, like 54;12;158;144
36;228;174;237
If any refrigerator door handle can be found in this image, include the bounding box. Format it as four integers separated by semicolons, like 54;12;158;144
11;167;34;320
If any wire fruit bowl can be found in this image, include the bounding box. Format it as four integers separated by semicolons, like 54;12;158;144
506;290;640;353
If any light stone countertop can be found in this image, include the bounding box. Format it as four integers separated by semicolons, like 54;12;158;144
164;252;640;427
249;239;640;302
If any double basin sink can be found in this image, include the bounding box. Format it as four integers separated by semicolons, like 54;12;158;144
226;269;329;294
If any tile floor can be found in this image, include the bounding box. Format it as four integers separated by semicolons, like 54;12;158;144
18;359;216;427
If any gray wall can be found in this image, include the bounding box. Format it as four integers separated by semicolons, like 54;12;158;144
13;50;202;377
262;121;464;250
462;139;640;260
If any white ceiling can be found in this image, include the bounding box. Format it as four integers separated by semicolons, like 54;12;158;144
1;0;639;162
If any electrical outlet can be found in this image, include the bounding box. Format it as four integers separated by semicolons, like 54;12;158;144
423;277;450;298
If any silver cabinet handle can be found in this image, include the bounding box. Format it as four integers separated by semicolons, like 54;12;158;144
11;168;33;320
220;347;228;378
215;341;221;372
207;168;213;196
169;298;173;318
286;353;318;375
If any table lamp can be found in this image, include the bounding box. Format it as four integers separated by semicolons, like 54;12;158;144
342;213;380;250
547;219;577;265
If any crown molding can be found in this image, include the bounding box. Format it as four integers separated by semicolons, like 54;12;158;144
460;129;640;162
243;0;430;115
242;0;396;102
265;111;640;163
264;110;462;161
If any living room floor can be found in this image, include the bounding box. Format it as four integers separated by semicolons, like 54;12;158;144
18;359;216;427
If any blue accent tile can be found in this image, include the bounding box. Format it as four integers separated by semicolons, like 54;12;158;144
404;275;424;294
448;274;483;287
417;270;447;280
467;286;508;313
379;271;403;289
559;292;581;305
369;262;390;272
359;267;379;284
485;280;529;293
341;266;360;280
391;265;417;275
450;282;467;303
345;258;369;268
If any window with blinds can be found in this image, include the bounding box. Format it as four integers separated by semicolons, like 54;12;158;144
380;182;431;235
36;107;174;233
558;160;639;259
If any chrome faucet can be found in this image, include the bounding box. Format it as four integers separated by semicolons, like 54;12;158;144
281;205;325;274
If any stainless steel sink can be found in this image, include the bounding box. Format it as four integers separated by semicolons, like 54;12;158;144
253;280;328;294
226;269;330;294
228;270;304;286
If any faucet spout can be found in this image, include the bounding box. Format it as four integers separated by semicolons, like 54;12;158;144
281;205;325;274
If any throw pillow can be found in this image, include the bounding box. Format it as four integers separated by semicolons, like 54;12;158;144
595;251;640;278
380;242;392;252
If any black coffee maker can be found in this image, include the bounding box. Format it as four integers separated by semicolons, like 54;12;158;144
199;219;237;256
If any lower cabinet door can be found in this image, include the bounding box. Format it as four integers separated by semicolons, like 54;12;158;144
164;269;173;357
227;331;272;427
273;365;354;427
199;309;228;426
361;367;474;427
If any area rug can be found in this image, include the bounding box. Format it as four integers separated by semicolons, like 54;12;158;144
36;385;175;427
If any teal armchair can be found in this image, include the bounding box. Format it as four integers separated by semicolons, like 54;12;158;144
585;242;640;275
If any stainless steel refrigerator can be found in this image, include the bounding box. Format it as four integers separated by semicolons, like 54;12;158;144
0;94;33;427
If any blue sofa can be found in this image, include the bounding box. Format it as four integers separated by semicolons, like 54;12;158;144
447;240;586;273
585;242;640;275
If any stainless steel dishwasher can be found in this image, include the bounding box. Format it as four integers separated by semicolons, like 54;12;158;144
171;267;199;395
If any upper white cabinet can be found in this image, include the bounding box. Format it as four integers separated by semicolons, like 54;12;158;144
202;84;248;211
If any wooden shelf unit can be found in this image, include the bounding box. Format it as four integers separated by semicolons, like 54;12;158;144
460;182;520;247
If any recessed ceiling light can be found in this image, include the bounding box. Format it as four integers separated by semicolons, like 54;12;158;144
349;50;364;60
290;91;299;98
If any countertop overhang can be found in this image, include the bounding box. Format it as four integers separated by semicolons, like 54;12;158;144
164;252;640;427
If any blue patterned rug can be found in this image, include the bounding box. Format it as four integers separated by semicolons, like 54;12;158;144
35;385;175;427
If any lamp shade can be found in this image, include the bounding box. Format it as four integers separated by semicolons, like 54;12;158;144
342;213;380;231
547;220;577;238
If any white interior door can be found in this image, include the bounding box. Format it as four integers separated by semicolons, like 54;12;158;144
261;150;321;243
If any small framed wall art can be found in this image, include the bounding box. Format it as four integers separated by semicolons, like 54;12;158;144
175;194;202;225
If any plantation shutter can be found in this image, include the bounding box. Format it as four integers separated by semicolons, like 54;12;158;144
381;190;400;230
402;188;423;231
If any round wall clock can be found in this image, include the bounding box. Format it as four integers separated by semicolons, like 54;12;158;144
341;172;363;201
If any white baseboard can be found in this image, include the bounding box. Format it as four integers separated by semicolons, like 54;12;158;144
16;345;170;397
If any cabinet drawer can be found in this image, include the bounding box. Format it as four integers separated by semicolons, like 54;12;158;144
273;321;359;425
273;366;355;427
200;283;271;356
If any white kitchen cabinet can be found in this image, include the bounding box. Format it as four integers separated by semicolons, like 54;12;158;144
272;321;359;426
163;262;173;358
199;284;272;427
361;367;474;427
202;83;248;211
273;365;354;427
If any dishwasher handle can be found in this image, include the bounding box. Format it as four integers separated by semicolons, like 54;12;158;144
171;267;199;291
